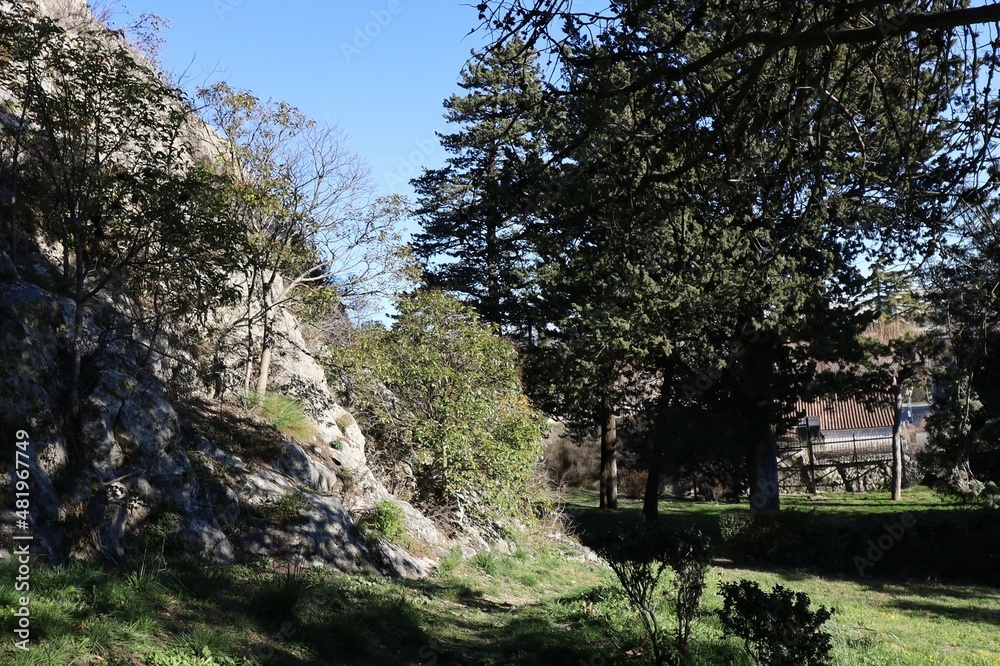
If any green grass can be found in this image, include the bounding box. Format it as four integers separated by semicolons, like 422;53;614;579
705;568;1000;665
234;391;318;443
560;486;1000;665
0;535;612;666
561;485;955;530
257;393;318;442
2;488;998;665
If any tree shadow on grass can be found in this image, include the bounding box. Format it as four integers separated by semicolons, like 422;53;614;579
574;499;1000;586
167;562;611;665
860;579;1000;603
890;599;1000;626
163;562;433;665
455;599;624;666
782;500;951;512
563;499;722;552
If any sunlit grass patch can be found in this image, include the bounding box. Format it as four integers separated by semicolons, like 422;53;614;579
256;392;318;442
2;511;997;665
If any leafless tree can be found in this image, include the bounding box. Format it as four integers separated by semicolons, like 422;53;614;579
198;83;412;399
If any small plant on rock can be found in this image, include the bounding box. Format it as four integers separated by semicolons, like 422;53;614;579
262;492;307;524
356;499;408;545
259;393;318;442
717;580;836;666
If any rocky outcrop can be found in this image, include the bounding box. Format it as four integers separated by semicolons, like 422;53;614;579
0;244;452;577
0;1;459;578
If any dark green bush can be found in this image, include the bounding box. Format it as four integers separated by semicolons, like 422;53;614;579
718;509;753;543
717;580;835;666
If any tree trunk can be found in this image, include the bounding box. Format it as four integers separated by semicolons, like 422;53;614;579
748;436;780;513
255;341;272;401
255;298;274;401
69;297;84;412
8;126;21;267
643;433;662;522
643;384;677;522
891;380;905;501
599;397;618;510
68;216;85;413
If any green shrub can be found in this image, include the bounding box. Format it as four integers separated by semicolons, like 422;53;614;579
594;523;712;665
666;529;712;659
356;500;408;544
325;291;545;532
719;508;754;543
717;580;836;666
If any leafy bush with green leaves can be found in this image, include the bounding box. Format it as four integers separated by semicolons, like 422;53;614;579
717;580;836;666
594;523;712;665
326;291;546;532
667;529;712;659
719;509;754;543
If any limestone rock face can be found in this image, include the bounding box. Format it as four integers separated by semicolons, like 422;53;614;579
0;261;455;576
33;0;91;22
0;281;72;562
0;2;460;576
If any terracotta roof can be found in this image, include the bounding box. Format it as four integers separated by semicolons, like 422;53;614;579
794;396;893;431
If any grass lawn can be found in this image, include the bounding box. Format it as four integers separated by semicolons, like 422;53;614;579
1;487;997;665
562;486;1000;665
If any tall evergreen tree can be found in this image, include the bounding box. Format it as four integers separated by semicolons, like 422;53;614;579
520;1;972;515
411;37;546;338
921;204;1000;504
524;27;737;513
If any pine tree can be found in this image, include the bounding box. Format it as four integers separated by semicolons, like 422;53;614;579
411;37;547;339
521;1;969;516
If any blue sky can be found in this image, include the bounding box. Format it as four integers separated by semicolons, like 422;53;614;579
112;1;488;201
